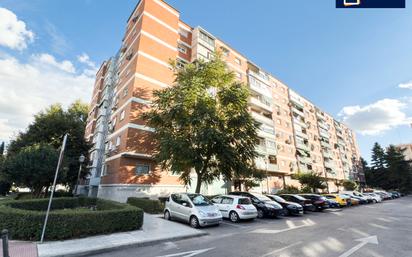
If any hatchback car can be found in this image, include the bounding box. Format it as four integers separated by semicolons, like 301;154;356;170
164;193;222;228
266;194;304;216
323;194;349;207
364;193;382;203
229;192;284;218
279;194;316;212
299;194;329;211
211;195;258;222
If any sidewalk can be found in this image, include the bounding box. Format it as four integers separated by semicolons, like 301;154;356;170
37;214;208;257
0;241;38;257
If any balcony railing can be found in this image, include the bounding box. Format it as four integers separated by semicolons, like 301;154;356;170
293;117;307;128
251;111;274;126
320;140;331;148
319;130;329;139
296;141;310;151
250;97;272;112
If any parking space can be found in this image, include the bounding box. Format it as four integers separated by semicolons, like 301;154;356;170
91;196;412;257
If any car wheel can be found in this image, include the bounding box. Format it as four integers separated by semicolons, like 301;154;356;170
164;210;171;220
257;209;264;219
190;216;200;228
373;199;377;204
229;211;240;222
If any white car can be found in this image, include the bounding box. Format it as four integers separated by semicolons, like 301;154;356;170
211;195;258;222
364;193;382;203
164;193;222;228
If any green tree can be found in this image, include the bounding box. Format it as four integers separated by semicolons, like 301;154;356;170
342;180;357;190
143;54;260;193
0;142;4;156
7;101;90;189
385;145;412;193
3;144;60;197
369;143;387;188
294;172;327;193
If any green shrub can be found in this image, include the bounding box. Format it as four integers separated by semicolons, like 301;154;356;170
0;197;143;241
15;191;73;200
276;186;300;194
127;197;164;214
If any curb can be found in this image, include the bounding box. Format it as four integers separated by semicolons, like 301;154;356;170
38;232;209;257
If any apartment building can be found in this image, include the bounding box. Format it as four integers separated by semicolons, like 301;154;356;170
394;143;412;161
83;0;361;202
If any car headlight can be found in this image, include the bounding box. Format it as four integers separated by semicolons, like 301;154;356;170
198;210;207;217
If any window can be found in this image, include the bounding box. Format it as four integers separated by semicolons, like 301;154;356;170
112;117;117;127
236;72;242;80
178;28;189;38
221;197;234;204
220;46;230;57
178;44;187;54
281;161;286;166
123;87;128;97
120;110;125;120
235;57;241;65
116;136;121;146
136;164;150;175
199;31;214;47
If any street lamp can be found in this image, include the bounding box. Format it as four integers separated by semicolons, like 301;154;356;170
74;154;85;195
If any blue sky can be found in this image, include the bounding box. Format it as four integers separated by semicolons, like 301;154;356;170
0;0;411;162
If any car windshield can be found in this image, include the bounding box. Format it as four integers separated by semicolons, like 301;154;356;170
293;195;307;201
271;195;286;202
187;194;212;206
238;198;252;205
251;193;272;202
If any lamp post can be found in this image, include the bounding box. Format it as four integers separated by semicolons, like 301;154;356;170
74;154;85;195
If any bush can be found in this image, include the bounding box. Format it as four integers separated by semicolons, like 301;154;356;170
0;197;143;241
127;197;164;214
276;186;300;194
15;191;73;200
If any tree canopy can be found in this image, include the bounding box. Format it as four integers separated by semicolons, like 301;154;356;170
143;54;260;193
3;100;90;193
293;172;327;193
365;142;412;193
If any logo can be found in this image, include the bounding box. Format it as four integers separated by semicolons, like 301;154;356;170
336;0;405;8
344;0;361;7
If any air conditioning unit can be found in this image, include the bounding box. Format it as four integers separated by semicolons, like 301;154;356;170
132;15;139;23
126;53;133;61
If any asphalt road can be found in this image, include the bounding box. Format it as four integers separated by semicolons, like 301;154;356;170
92;196;412;257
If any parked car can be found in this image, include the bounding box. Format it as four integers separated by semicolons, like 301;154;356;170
228;192;284;218
375;191;392;200
342;191;369;204
266;194;304;216
299;194;329;211
324;197;340;208
164;193;222;228
364;193;382;203
389;191;401;198
211;195;258;222
323;194;349;207
279;194;316;212
346;196;360;206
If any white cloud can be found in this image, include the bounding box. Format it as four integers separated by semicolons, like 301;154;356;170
78;53;98;76
0;7;34;50
33;53;76;73
0;54;94;142
339;98;412;135
399;81;412;89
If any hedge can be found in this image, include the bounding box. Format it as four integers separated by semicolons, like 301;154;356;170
127;197;164;214
0;197;143;241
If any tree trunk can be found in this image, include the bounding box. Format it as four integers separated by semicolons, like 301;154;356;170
195;172;202;193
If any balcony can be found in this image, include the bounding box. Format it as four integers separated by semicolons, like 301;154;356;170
294;129;308;139
248;70;270;84
319;130;329;139
324;159;335;169
320;140;331;148
290;95;304;109
322;151;332;159
251;111;274;126
250;96;273;112
267;163;280;172
258;124;275;139
293;117;307;128
296;141;310;151
318;121;328;130
291;106;305;118
249;75;272;98
255;157;279;172
298;155;311;164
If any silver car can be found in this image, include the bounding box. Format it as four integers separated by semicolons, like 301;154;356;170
164;193;222;228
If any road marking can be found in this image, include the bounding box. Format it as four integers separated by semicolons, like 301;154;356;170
368;223;389;230
376;218;392;223
251;219;315;234
338;236;378;257
331;212;343;216
156;248;214;257
163;242;178;250
260;241;303;257
220;221;247;228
